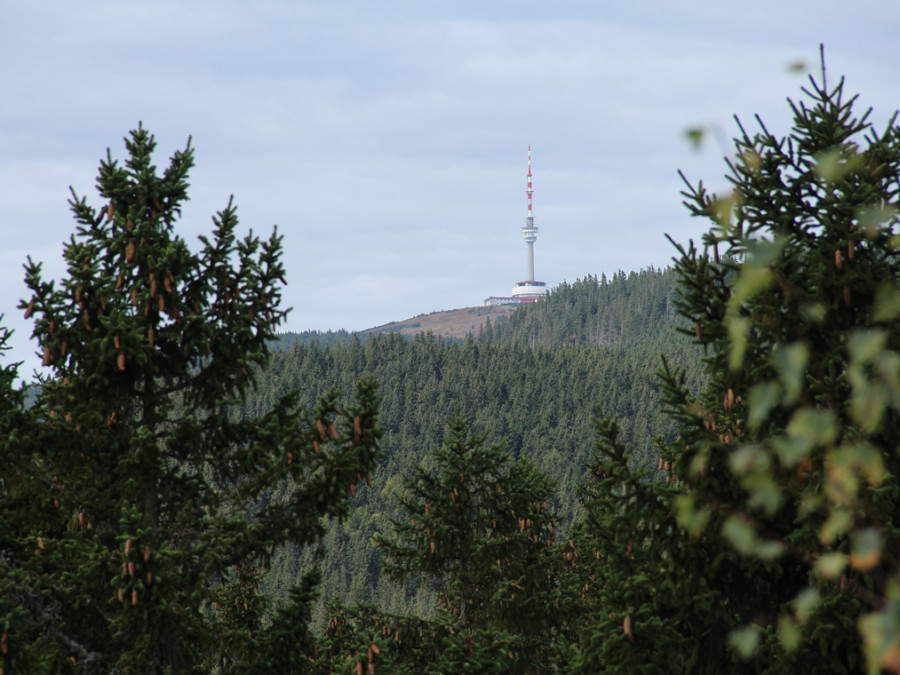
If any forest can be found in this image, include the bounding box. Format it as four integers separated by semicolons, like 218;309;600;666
2;65;900;674
257;267;702;624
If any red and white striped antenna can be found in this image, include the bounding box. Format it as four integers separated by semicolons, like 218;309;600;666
526;145;534;218
522;146;538;280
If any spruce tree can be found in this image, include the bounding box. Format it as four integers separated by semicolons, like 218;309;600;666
573;54;900;673
373;416;564;672
0;126;381;673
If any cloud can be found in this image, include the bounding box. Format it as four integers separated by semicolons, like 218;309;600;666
1;1;899;374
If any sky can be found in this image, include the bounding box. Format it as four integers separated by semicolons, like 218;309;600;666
2;1;899;376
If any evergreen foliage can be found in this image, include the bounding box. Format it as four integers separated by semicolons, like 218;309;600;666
0;127;381;673
483;269;683;352
254;295;699;624
571;57;900;673
274;329;355;350
373;417;565;670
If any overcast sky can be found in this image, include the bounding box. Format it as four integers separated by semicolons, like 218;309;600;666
2;1;899;375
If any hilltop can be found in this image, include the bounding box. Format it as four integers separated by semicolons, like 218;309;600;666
362;304;517;339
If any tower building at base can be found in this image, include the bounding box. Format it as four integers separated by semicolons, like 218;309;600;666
485;146;550;306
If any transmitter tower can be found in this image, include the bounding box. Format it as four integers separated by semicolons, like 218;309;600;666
509;146;548;300
522;145;538;281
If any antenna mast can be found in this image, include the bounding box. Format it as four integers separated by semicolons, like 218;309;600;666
522;146;538;281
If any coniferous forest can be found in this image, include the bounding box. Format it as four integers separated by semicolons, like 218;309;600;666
257;267;700;626
2;63;900;673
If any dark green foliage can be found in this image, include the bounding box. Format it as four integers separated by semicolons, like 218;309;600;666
567;412;751;674
274;329;355;350
378;418;557;620
668;62;900;672
483;269;684;353
247;568;322;672
0;127;381;673
253;279;701;623
372;417;565;672
0;325;68;675
315;601;469;674
571;60;900;672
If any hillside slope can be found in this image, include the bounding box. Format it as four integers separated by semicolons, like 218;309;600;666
256;267;703;620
